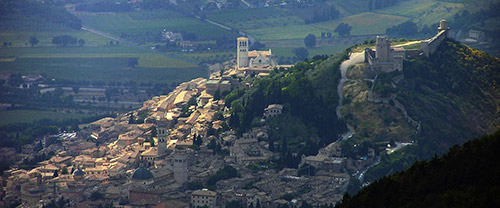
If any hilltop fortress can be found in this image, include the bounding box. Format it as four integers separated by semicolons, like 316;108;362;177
364;19;450;77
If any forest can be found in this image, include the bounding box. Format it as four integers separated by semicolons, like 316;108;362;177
336;129;500;208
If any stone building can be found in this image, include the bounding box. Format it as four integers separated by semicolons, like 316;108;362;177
364;36;405;74
237;37;278;74
191;189;217;208
206;75;238;96
263;104;283;119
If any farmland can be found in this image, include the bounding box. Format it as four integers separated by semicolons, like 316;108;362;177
0;56;204;84
75;11;232;41
375;0;464;26
0;110;92;126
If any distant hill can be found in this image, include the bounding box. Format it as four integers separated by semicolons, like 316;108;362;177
365;39;500;181
335;129;500;208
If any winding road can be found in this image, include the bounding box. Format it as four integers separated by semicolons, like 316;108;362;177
336;52;364;142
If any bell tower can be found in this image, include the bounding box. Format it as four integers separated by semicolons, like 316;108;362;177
157;120;167;155
237;37;249;68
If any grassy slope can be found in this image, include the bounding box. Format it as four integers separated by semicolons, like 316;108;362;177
341;64;414;145
364;40;500;181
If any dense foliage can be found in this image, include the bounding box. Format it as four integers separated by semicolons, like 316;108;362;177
226;52;348;164
75;1;134;12
365;39;500;181
206;165;239;186
336;129;500;208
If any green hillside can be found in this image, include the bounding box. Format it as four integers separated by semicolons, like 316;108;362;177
226;53;349;167
336;129;500;208
364;39;500;181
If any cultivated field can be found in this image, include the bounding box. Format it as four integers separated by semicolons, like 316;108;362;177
0;110;91;126
376;0;464;26
0;56;204;84
313;12;409;36
75;11;232;40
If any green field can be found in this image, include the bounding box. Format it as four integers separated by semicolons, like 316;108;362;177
0;56;205;84
332;0;371;15
175;51;235;63
0;30;113;47
0;110;91;126
313;12;409;36
376;0;464;25
243;12;408;41
0;46;198;68
271;45;351;59
207;7;303;30
75;11;231;40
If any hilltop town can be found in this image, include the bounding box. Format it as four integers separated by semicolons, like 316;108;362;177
1;20;455;208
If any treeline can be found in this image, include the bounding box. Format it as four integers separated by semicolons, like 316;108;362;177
450;2;500;30
368;0;403;11
386;21;438;38
303;4;340;24
225;52;348;163
0;113;110;149
0;0;82;30
364;39;500;181
336;129;500;208
75;1;134;12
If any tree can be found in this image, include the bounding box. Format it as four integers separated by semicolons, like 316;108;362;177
78;39;85;46
293;47;309;61
29;36;39;47
61;167;68;174
250;41;266;50
52;35;77;46
386;21;419;37
225;200;243;208
90;191;104;201
72;86;79;94
128;58;139;67
304;34;317;48
334;23;352;37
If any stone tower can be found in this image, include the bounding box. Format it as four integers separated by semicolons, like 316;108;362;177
173;150;188;184
438;19;449;37
237;37;249;68
376;36;391;62
157;120;168;155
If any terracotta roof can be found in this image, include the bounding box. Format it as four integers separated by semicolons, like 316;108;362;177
248;50;271;58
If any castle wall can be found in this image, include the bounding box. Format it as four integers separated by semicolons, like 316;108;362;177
421;30;447;57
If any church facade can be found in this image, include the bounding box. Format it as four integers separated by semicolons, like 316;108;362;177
237;37;277;74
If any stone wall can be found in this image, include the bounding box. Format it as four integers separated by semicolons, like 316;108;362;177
421;30;447;57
